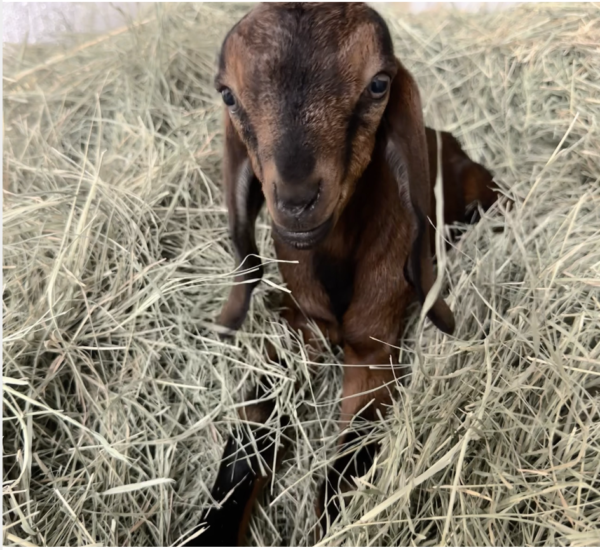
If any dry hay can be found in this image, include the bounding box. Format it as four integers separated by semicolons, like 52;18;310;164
3;3;600;547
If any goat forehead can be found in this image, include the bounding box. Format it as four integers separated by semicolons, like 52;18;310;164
227;3;389;88
248;2;375;48
259;51;350;121
236;19;387;113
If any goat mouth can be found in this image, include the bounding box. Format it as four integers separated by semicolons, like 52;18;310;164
272;216;333;250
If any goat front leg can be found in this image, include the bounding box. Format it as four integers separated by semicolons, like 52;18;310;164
187;308;337;547
316;342;402;536
184;372;288;547
316;262;411;537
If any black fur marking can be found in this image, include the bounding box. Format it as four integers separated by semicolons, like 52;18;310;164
406;209;455;335
264;5;347;147
275;127;316;185
343;95;379;179
183;434;260;547
185;375;284;547
365;6;396;60
231;174;264;257
313;253;355;324
427;305;454;335
406;207;426;304
236;107;259;156
215;9;253;84
343;107;363;178
465;201;482;224
318;426;378;534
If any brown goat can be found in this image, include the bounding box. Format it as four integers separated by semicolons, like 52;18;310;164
184;3;499;546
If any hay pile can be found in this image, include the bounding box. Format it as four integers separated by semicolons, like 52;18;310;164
3;3;600;547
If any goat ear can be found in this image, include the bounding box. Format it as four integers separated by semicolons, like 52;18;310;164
216;111;265;335
383;60;455;335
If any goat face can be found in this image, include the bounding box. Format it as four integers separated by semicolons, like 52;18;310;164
215;3;397;249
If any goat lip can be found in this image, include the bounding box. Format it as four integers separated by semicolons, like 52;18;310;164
272;216;333;250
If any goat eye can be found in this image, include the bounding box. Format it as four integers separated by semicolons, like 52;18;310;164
221;88;235;107
368;74;390;98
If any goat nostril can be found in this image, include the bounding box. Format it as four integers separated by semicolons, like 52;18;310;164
275;180;322;217
304;182;321;210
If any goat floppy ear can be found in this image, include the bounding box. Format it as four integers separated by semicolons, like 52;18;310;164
383;60;455;335
216;111;265;335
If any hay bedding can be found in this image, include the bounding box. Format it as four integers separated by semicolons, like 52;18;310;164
3;2;600;547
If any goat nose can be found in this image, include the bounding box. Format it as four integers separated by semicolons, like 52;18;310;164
275;180;321;217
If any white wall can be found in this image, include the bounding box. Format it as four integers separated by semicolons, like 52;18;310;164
3;2;142;44
3;2;519;45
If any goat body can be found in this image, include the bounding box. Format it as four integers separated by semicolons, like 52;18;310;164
184;3;499;546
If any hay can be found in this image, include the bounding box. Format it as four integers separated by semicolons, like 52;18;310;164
3;2;600;547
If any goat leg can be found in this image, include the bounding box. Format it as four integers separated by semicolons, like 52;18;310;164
185;375;289;547
317;423;379;536
316;345;402;538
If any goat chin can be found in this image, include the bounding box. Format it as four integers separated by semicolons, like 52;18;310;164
271;215;334;250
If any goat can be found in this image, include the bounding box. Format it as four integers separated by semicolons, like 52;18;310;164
184;3;499;546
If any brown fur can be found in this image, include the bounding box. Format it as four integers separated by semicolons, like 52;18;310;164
189;3;500;546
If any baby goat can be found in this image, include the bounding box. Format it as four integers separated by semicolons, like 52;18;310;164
185;3;498;546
